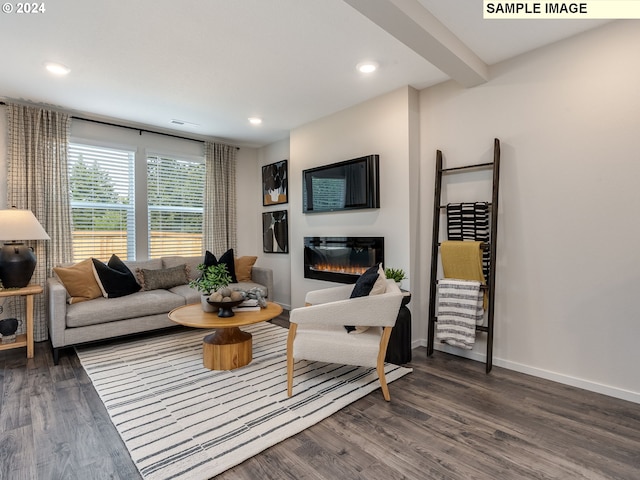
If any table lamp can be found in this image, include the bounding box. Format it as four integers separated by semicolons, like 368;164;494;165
0;207;50;288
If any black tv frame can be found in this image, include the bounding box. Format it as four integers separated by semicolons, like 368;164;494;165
302;154;380;213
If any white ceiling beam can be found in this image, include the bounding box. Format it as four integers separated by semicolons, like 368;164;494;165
344;0;489;87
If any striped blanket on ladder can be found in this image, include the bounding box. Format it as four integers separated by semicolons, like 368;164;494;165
446;202;490;280
436;279;484;349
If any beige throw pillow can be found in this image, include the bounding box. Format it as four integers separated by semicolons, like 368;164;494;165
53;258;103;304
369;263;388;295
234;256;258;282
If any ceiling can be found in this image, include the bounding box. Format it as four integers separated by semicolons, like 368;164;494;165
0;0;609;147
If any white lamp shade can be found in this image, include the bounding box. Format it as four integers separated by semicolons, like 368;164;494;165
0;208;50;241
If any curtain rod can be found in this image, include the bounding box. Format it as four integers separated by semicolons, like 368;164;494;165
75;116;209;144
0;101;239;149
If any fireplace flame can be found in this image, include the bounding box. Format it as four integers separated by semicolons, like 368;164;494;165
311;263;369;275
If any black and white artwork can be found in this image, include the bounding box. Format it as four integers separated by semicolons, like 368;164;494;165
262;159;288;206
262;210;288;254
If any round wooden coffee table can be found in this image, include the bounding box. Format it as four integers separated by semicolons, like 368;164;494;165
168;302;283;370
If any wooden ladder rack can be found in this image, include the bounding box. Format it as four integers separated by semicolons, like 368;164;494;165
427;138;501;373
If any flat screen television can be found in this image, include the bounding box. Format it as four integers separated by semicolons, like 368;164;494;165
302;155;380;213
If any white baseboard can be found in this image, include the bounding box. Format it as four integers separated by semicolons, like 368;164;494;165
412;339;640;404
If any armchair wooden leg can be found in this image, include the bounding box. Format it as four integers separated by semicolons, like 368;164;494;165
286;324;297;397
377;362;390;401
377;327;394;401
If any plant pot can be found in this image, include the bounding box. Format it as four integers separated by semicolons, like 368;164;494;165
201;295;216;313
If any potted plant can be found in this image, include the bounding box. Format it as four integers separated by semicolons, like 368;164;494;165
190;263;233;312
384;267;407;287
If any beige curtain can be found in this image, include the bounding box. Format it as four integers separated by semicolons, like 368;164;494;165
7;103;73;341
203;142;237;256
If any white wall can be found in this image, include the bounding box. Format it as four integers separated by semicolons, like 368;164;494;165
419;20;640;402
257;138;292;308
289;86;418;312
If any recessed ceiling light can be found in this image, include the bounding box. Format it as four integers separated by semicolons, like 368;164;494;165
248;117;262;125
44;62;71;76
356;61;379;74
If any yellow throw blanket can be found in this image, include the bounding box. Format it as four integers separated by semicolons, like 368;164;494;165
441;240;487;309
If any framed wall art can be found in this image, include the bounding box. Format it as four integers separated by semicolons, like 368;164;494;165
262;159;288;206
262;210;288;254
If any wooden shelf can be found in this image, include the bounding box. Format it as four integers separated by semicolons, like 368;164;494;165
0;333;27;352
0;284;43;297
0;284;42;359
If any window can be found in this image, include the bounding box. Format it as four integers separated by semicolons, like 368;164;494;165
68;143;136;262
147;154;205;258
68;139;205;262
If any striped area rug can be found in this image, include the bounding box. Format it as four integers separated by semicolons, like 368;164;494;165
76;322;412;480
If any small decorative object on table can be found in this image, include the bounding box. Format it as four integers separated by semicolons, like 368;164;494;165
206;299;245;317
189;263;233;312
232;297;261;312
234;286;268;308
207;287;244;317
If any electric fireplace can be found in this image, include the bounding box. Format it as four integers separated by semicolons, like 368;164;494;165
304;236;384;284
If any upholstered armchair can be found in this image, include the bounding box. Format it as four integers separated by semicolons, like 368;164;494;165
287;279;404;401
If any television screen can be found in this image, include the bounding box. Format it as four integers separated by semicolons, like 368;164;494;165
302;155;379;213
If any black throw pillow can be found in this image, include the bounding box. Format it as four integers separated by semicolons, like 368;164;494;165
345;264;380;332
92;254;141;298
349;264;380;298
204;248;238;283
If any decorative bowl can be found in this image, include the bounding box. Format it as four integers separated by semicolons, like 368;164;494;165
206;298;244;317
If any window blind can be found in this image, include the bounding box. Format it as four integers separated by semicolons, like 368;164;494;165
68;143;136;262
147;155;205;258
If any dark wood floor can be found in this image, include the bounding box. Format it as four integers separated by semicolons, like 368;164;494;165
1;316;639;479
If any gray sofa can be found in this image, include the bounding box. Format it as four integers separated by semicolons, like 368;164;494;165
47;255;273;364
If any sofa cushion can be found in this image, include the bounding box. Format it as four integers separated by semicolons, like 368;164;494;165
91;255;141;298
53;259;103;304
235;256;257;282
204;249;237;283
294;324;383;368
169;284;201;305
123;258;162;285
163;255;203;281
137;264;189;291
66;289;186;328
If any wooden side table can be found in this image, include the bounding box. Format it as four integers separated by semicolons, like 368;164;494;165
0;284;42;359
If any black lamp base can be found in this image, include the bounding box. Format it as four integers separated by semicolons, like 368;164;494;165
0;242;37;288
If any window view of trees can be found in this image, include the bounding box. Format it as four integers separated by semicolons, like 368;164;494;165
69;156;131;231
68;144;205;262
147;156;204;233
68;144;135;262
147;155;204;258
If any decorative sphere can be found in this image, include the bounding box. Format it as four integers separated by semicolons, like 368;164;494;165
218;287;232;297
230;291;244;301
